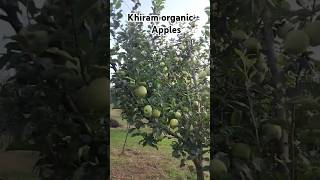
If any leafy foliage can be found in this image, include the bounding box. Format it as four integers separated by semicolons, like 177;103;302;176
0;0;108;179
111;0;210;179
212;0;320;179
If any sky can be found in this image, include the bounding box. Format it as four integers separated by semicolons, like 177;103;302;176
110;0;210;76
118;0;210;38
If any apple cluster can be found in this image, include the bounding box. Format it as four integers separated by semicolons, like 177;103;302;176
134;85;183;130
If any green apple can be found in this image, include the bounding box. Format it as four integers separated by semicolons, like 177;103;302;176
190;124;194;131
144;105;152;117
202;112;209;119
278;22;293;39
284;30;309;54
231;143;251;160
163;67;168;72
193;101;199;109
182;107;189;112
116;70;126;77
198;70;207;79
174;111;182;119
262;123;282;140
243;37;261;52
170;119;179;129
134;86;147;97
152;109;161;118
160;62;165;66
305;21;320;46
75;77;108;113
211;159;228;177
231;30;248;41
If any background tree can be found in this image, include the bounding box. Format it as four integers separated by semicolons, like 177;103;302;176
0;0;108;179
212;0;320;179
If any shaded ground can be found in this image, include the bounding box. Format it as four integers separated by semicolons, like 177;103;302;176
110;128;201;180
0;150;39;180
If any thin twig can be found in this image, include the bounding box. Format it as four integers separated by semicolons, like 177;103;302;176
70;0;88;84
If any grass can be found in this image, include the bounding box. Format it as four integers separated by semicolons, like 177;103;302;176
110;107;210;180
110;128;198;180
110;108;127;127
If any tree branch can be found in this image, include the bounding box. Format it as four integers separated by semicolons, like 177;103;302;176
278;4;320;18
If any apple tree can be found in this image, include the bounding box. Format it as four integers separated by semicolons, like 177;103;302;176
111;0;210;179
0;0;108;179
212;0;320;179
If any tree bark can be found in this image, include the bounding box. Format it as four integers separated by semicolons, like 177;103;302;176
121;122;130;154
262;8;290;179
193;158;204;180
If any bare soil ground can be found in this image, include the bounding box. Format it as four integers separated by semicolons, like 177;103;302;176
111;148;190;180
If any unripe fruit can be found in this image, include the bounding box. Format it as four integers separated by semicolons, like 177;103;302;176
193;101;199;109
152;109;161;118
231;30;248;41
243;38;261;52
144;105;152;118
278;22;293;39
134;86;147;97
253;72;265;84
163;67;168;72
305;21;320;46
231;143;251;160
170;119;179;129
182;107;189;112
20;30;49;51
75;77;108;113
202;112;209;119
211;159;228;177
198;70;207;79
284;30;309;54
279;0;291;11
174;111;182;119
116;70;126;77
262;123;282;140
160;62;165;66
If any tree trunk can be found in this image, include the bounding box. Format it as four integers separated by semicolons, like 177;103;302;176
193;159;204;180
121;122;130;154
262;7;290;179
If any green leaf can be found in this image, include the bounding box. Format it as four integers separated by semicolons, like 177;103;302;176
235;48;256;70
115;0;121;9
